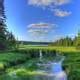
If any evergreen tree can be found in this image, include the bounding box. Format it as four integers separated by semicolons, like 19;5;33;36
77;31;80;46
73;36;77;46
0;0;7;50
51;36;73;46
0;0;16;50
6;32;16;49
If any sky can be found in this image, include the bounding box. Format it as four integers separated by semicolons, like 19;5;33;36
4;0;80;42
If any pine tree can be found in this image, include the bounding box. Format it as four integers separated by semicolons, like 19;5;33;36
6;32;16;49
0;0;7;50
77;31;80;46
73;36;77;46
0;0;16;50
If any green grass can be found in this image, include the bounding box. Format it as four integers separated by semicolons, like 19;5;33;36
0;52;27;70
0;52;26;62
19;45;80;52
0;46;80;79
4;52;80;80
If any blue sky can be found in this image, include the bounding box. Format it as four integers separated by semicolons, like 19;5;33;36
4;0;80;41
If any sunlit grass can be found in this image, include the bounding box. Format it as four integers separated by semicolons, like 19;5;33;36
19;45;79;52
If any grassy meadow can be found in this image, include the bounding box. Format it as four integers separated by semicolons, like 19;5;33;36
0;45;80;80
19;45;80;52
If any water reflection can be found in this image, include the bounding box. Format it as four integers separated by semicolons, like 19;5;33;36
8;52;67;80
37;54;67;80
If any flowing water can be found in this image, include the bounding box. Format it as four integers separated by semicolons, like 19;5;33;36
37;53;67;80
7;51;67;80
39;50;43;61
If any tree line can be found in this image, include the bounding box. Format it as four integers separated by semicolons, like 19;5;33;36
0;0;16;51
50;33;80;47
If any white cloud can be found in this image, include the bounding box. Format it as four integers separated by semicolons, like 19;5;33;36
28;22;57;29
53;0;70;6
27;22;57;35
28;0;52;6
54;9;71;17
28;0;71;17
28;0;70;7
